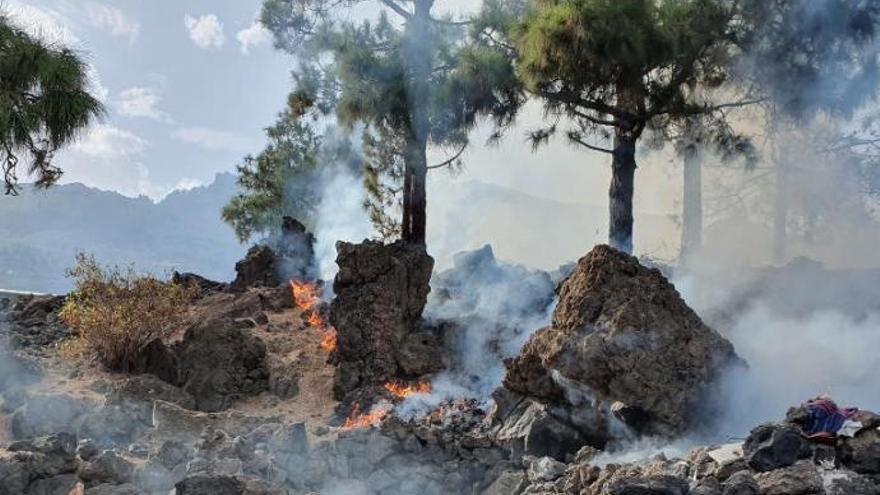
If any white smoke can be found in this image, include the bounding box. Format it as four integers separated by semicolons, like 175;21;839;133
313;166;374;286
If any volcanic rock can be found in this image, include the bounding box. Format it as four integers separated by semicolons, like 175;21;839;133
840;427;880;475
329;240;436;398
173;272;227;296
229;217;316;293
743;423;807;472
721;471;759;495
230;246;280;292
276;216;317;281
175;474;287;495
504;245;741;438
176;321;270;412
753;461;822;495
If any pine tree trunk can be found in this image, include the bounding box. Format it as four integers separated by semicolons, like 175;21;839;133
400;0;433;246
609;131;637;254
680;146;703;266
403;138;428;245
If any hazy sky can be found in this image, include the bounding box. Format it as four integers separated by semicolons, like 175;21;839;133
5;0;687;265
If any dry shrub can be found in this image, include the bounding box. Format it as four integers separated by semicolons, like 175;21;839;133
59;254;197;371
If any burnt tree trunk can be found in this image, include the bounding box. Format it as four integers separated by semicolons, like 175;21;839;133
401;0;433;246
680;145;703;266
609;131;637;254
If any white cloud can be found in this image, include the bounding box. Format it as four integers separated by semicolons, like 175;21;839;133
72;125;147;158
116;87;172;122
86;3;140;44
56;125;165;199
5;2;78;45
184;14;225;49
171;127;256;152
236;20;271;54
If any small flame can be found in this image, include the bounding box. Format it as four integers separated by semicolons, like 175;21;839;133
321;327;337;351
340;402;390;430
290;279;337;352
289;280;320;311
384;381;432;399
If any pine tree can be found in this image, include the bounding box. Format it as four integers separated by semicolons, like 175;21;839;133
261;0;523;245
489;0;751;253
0;14;104;195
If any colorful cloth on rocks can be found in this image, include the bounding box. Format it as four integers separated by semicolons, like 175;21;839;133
803;398;858;437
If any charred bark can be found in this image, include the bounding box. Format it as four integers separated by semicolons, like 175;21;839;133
400;0;433;246
680;146;703;266
609;132;637;254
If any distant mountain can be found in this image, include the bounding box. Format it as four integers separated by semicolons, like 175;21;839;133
0;174;245;294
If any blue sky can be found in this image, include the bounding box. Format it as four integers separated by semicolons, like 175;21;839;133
6;0;293;198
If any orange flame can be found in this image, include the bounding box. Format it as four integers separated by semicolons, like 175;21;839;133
340;402;390;430
290;279;337;352
384;381;432;399
321;327;337;351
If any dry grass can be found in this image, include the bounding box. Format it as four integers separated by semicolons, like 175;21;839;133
59;254;197;371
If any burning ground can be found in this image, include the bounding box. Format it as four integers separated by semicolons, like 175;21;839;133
0;236;879;495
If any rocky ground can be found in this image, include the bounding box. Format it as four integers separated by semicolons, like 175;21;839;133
0;243;877;495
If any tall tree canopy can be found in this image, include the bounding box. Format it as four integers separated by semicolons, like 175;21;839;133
261;0;522;245
0;14;104;195
484;0;752;254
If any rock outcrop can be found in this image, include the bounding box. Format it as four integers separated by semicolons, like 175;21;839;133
176;321;270;412
229;217;317;292
503;245;741;439
229;246;281;292
329;240;438;399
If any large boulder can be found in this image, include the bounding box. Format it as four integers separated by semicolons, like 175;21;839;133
329;240;436;399
840;427;880;475
753;461;823;495
504;245;741;437
743;423;807;472
176;321;270;412
228;217;316;293
229;246;280;292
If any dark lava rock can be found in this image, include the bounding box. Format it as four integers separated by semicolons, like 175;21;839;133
721;470;759;495
130;338;179;384
329;240;436;399
491;388;608;461
175;474;287;495
606;475;691;495
173;271;227;296
176;321;269;412
840;428;880;475
753;460;823;495
77;451;134;483
275;216;317;282
743;423;807;472
230;245;281;292
3;295;69;352
504;245;742;438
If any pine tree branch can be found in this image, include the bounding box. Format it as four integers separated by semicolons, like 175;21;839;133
568;135;614;154
428;143;467;170
380;0;412;19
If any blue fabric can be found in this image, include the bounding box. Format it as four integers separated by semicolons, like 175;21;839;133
803;399;857;436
